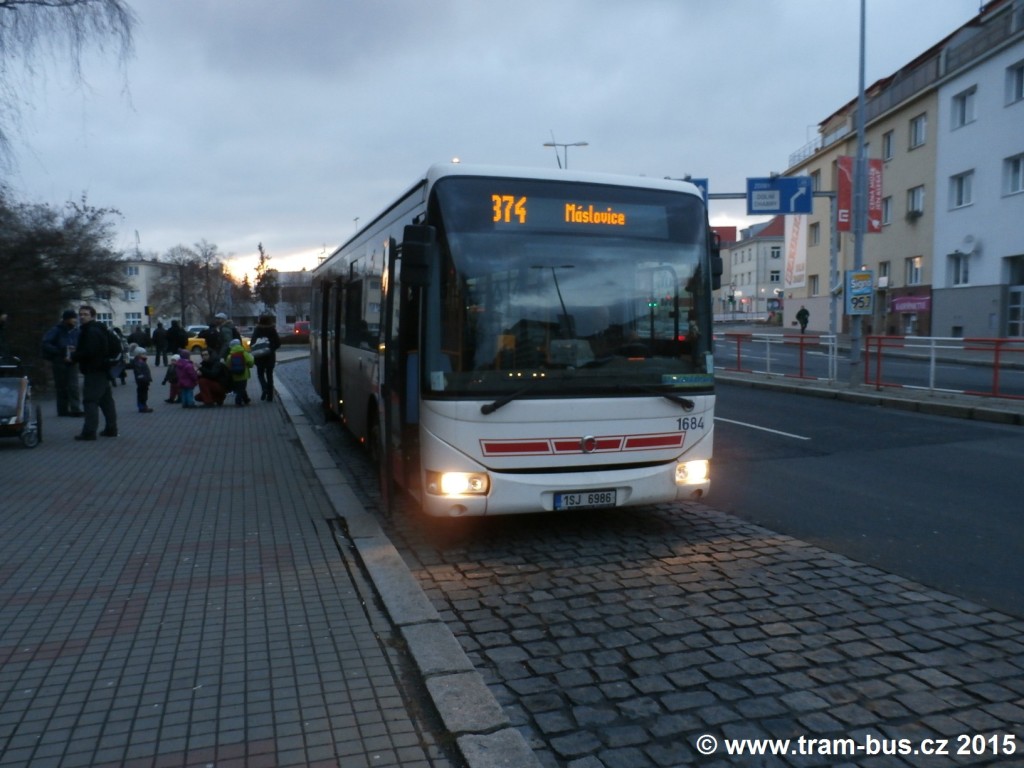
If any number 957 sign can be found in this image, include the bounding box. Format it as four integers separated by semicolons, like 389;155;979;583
845;269;874;316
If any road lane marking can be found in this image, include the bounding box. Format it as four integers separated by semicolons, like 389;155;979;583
714;417;812;440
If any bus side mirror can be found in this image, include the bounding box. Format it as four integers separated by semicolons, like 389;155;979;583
710;230;723;290
401;224;436;287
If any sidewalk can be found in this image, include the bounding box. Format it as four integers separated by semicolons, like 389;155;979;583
0;359;536;768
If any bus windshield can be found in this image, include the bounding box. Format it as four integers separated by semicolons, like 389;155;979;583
424;176;712;399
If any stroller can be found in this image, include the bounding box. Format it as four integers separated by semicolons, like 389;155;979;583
0;356;42;448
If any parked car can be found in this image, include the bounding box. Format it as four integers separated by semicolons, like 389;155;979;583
186;334;249;354
185;324;208;337
292;321;310;341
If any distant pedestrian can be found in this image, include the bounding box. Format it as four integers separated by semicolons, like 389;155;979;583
70;305;118;441
0;307;9;360
129;346;154;413
166;320;188;355
796;305;810;334
110;327;128;386
152;322;169;367
163;354;180;403
250;314;281;402
206;312;239;358
224;337;254;406
40;309;84;417
174;350;199;408
129;325;147;349
0;306;14;358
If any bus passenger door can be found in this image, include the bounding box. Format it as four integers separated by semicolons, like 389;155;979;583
340;278;377;440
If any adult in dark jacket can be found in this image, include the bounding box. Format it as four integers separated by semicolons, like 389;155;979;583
70;305;118;440
40;309;84;416
165;320;189;354
152;322;169;367
196;349;229;406
0;307;9;360
250;314;282;402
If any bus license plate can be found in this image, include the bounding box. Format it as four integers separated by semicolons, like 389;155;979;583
554;490;617;511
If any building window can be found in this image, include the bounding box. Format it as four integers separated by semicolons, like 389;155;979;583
770;246;781;260
125;265;140;276
882;196;892;225
809;275;820;296
810;222;821;246
879;261;890;281
950;253;970;286
1007;59;1024;104
97;312;113;326
909;113;927;149
124;289;140;302
882;130;894;161
952;86;976;128
905;256;922;286
124;311;143;325
770;270;781;284
907;185;925;217
810;169;821;191
1005;153;1024;195
950;171;974;208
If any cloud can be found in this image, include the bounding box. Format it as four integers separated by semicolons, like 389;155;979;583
8;0;982;277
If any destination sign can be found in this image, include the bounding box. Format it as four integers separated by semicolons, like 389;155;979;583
492;195;628;228
434;177;704;242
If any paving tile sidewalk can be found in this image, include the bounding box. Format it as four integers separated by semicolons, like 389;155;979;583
0;372;457;767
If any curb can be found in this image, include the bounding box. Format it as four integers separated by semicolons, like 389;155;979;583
275;375;542;768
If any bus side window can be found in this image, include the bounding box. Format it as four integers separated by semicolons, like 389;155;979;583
344;281;364;347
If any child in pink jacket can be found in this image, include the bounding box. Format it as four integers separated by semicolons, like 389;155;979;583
174;350;200;408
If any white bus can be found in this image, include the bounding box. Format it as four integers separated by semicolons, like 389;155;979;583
311;163;721;517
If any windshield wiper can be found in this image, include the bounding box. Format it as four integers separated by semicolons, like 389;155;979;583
612;385;695;411
480;379;546;415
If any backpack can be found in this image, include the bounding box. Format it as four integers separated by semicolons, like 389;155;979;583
229;350;246;375
104;326;126;367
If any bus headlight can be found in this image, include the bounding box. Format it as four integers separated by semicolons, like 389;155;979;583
676;460;709;485
426;471;490;496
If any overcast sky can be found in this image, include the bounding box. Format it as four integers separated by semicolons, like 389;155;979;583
7;0;983;278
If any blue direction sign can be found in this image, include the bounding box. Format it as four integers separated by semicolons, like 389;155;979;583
689;178;708;205
746;176;813;215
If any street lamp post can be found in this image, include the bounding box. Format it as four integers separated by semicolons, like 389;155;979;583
542;140;588;169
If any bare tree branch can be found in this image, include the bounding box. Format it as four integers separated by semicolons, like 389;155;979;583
0;0;136;164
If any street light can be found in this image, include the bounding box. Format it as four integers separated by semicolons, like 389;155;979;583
542;140;588;169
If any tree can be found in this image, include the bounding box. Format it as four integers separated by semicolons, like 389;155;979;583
0;186;128;364
193;239;229;319
148;245;200;324
0;0;136;165
253;242;280;312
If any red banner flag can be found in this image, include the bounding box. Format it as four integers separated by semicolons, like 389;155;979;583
837;156;883;233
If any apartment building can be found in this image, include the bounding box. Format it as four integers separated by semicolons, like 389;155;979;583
719;217;785;321
89;260;160;331
782;0;1024;338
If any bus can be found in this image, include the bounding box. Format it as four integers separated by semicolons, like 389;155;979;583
311;163;721;517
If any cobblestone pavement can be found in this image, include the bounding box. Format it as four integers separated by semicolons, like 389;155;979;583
279;360;1024;768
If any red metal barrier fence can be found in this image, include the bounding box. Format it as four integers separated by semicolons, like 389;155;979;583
717;332;837;381
865;335;1024;399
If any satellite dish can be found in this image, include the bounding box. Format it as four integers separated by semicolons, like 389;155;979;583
960;234;980;255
